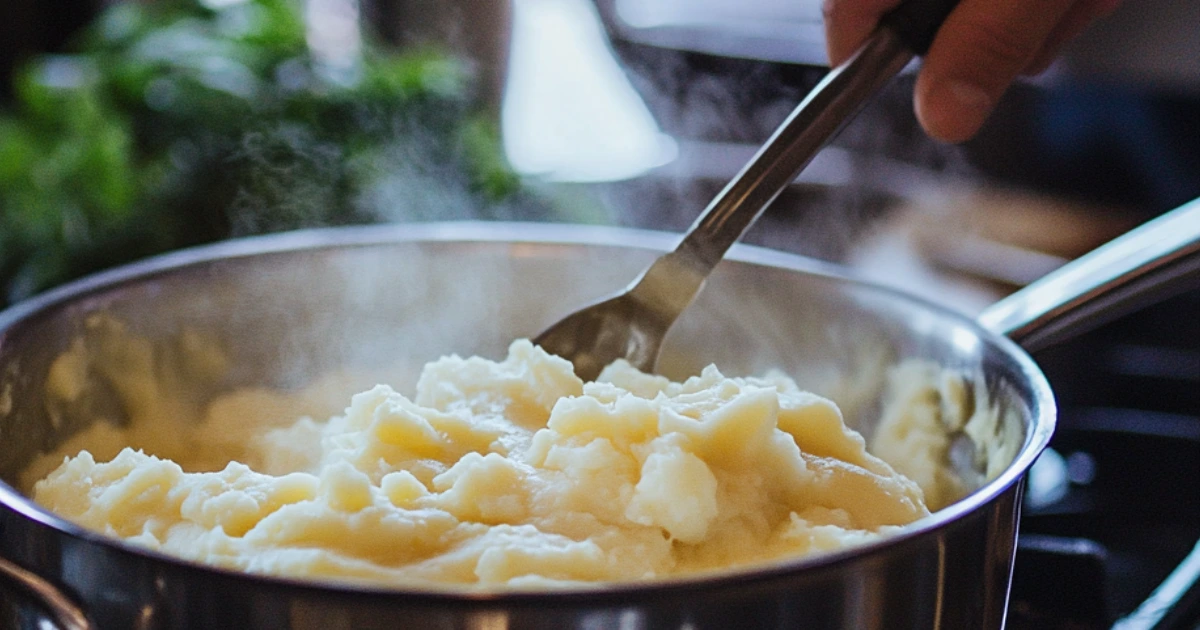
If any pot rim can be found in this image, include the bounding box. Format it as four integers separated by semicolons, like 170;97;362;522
0;220;1056;602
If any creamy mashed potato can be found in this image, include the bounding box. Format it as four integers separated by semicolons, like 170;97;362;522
31;339;942;589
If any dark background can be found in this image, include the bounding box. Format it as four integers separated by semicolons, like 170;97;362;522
0;0;99;101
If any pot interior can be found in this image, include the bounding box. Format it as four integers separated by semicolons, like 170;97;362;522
0;224;1049;515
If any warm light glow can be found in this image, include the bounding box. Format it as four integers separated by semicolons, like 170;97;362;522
502;0;678;183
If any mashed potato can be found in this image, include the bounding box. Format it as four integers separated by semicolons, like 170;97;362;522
31;339;941;589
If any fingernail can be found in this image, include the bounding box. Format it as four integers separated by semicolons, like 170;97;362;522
916;79;993;143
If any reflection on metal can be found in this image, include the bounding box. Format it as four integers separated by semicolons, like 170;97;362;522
0;557;96;630
933;537;946;630
467;611;509;630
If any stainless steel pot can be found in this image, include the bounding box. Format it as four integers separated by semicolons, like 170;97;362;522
1;199;1197;629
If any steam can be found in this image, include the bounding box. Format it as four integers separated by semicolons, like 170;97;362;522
207;0;984;374
568;4;980;263
219;0;978;255
226;125;349;235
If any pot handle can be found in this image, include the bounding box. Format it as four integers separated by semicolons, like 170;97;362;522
977;197;1200;351
0;556;97;630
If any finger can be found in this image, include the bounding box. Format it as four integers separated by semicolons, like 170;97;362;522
1023;0;1124;76
914;0;1077;143
823;0;901;66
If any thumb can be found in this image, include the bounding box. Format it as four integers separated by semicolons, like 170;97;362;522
914;0;1076;143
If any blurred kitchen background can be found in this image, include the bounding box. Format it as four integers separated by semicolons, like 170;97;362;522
1;0;1198;627
2;0;1198;310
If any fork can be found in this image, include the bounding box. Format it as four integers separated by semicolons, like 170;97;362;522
534;0;959;380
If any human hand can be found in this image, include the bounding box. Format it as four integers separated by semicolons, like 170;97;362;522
823;0;1122;142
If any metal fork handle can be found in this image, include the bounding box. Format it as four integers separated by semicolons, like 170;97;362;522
648;27;914;317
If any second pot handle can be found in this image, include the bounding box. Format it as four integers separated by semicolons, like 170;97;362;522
978;197;1200;351
0;556;96;630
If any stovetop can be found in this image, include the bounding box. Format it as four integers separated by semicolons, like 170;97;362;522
1009;288;1200;629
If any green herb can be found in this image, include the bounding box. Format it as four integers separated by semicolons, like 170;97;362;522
0;0;534;306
